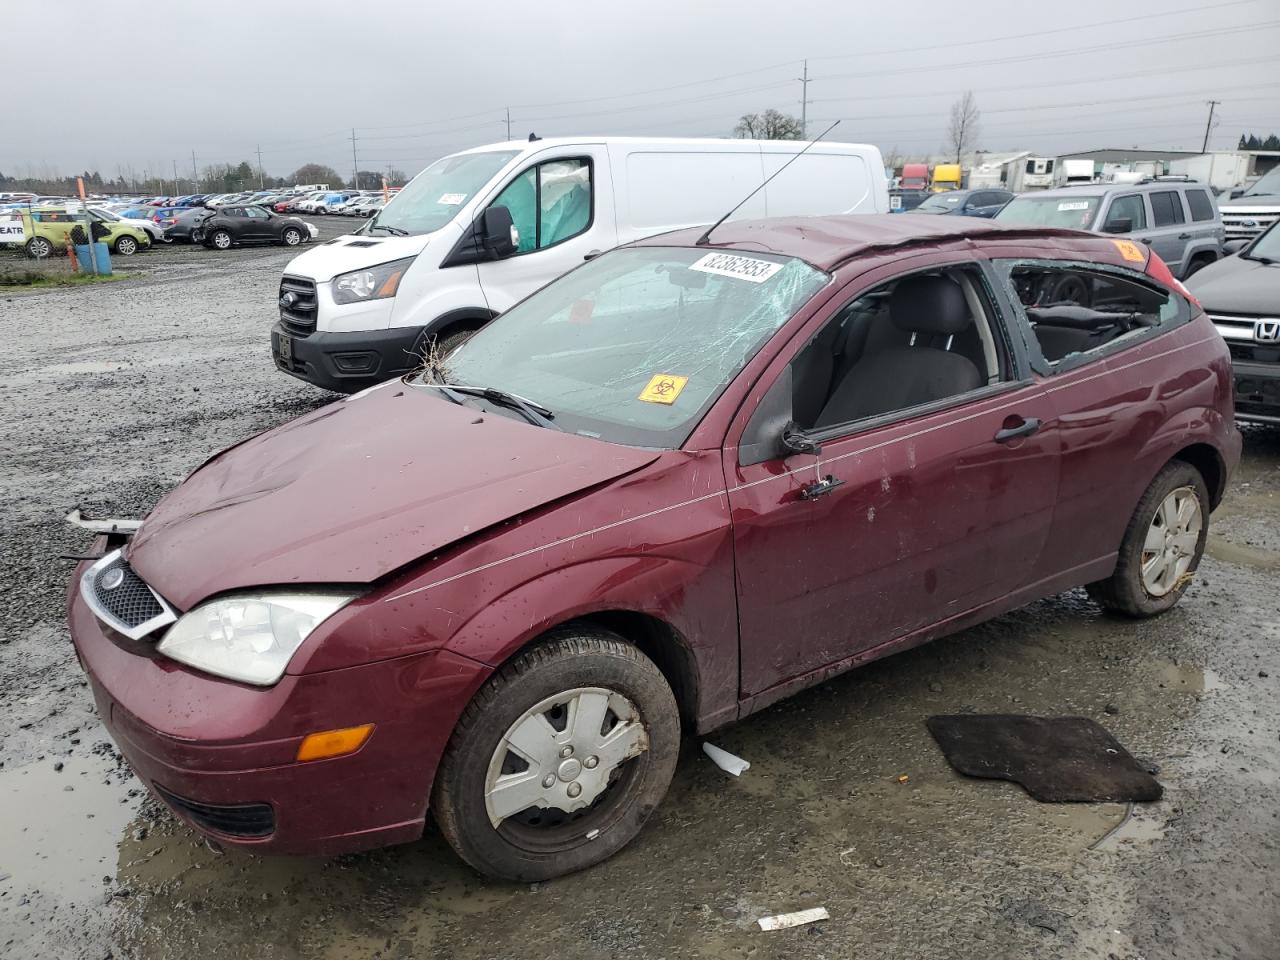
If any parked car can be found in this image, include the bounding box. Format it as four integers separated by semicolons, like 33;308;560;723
292;191;333;214
314;192;356;215
70;216;1238;880
164;207;213;243
18;206;150;258
1188;220;1280;425
910;188;1012;218
194;205;316;249
1216;165;1280;243
275;136;889;392
995;181;1225;278
90;207;166;244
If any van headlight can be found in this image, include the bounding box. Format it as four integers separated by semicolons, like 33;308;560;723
156;592;356;686
331;257;414;305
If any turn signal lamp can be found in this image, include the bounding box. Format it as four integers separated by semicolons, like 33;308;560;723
296;723;374;762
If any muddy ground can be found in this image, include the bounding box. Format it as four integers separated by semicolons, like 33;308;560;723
0;229;1277;960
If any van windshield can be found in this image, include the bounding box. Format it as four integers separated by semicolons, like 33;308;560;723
996;194;1101;230
368;150;519;236
440;246;829;448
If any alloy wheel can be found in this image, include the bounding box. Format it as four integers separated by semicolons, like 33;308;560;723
1140;485;1202;597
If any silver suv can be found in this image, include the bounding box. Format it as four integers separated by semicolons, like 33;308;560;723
995;179;1225;278
1218;165;1280;242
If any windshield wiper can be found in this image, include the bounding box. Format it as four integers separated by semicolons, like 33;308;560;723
449;385;560;430
369;222;409;236
1243;254;1276;265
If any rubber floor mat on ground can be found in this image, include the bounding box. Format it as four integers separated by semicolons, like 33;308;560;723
926;714;1162;802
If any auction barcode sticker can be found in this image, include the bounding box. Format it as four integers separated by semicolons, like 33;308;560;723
1057;201;1090;211
437;193;467;205
690;252;783;283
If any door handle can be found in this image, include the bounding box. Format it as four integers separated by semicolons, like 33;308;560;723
1177;232;1191;240
799;475;845;500
1138;237;1152;245
994;417;1042;443
583;249;603;261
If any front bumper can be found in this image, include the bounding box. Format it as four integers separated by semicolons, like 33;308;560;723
271;320;425;393
1232;358;1280;425
67;557;488;855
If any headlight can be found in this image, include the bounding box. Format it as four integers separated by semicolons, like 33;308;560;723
156;592;355;686
331;257;414;305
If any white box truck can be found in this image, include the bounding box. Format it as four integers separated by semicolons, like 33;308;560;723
272;137;888;392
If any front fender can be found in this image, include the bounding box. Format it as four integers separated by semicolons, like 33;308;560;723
443;554;740;732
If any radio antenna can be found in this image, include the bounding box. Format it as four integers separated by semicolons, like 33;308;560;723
695;120;841;246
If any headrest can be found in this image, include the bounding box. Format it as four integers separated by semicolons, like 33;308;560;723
890;276;970;335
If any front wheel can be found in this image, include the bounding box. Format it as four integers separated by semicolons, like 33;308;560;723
281;226;302;246
114;235;139;256
433;629;680;881
208;230;232;251
1086;461;1209;617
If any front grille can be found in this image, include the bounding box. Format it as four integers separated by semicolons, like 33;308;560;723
80;549;176;640
153;784;275;839
1229;341;1280;364
278;275;318;335
1221;212;1280;240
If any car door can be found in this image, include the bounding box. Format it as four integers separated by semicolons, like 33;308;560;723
246;207;275;240
726;253;1061;698
475;149;618;314
1098;193;1147;239
1142;190;1189;273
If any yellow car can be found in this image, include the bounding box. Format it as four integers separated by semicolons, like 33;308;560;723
19;207;150;259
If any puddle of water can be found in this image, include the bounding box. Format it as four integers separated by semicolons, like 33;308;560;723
1150;659;1227;694
1091;809;1168;851
1206;535;1280;571
0;753;136;899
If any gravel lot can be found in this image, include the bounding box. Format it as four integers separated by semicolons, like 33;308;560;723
0;227;1277;960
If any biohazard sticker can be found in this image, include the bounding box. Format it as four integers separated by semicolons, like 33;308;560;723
690;252;782;283
1112;239;1147;263
638;374;689;405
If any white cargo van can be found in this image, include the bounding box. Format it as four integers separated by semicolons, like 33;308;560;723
273;136;888;392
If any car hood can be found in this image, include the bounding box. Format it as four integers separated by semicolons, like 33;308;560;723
279;228;444;281
127;383;660;610
1186;254;1280;313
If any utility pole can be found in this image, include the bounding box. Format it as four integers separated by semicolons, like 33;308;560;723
350;128;359;189
173;159;179;194
505;107;512;140
191;150;198;188
797;59;810;138
1202;100;1221;153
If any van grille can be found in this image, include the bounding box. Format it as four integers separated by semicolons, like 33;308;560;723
278;275;318;335
1221;211;1280;240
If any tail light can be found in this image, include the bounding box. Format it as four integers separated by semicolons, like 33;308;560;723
1145;252;1200;308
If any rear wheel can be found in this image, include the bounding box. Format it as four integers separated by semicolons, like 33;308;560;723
1086;461;1208;617
24;236;53;259
433;629;680;881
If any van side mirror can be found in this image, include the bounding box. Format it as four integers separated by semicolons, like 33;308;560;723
481;206;518;259
1223;238;1249;256
1102;217;1132;234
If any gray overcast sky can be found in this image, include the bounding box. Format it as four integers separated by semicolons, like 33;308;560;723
5;0;1279;182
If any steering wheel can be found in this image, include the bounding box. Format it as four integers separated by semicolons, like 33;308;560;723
1038;273;1092;307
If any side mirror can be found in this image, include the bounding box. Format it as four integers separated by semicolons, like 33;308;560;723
780;422;822;458
1223;238;1249;256
481;206;518;259
1102;218;1132;234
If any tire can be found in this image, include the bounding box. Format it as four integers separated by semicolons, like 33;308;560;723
24;236;53;259
281;226;302;246
434;327;474;359
1086;460;1209;618
433;628;680;881
1183;253;1214;278
113;235;138;256
208;230;232;251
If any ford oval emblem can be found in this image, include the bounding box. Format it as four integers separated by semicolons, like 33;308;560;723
101;568;125;591
1240;219;1258;228
279;292;297;308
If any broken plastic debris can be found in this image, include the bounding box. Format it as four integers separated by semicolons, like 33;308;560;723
757;907;829;931
897;774;910;784
64;508;142;535
702;742;750;777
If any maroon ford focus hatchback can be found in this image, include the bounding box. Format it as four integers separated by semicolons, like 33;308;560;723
69;215;1240;880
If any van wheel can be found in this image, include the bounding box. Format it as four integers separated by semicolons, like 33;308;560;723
114;236;138;256
433;629;680;881
24;237;53;259
1086;461;1208;617
434;328;474;359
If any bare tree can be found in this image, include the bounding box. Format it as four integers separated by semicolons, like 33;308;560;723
946;91;980;164
882;144;903;175
735;109;805;140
